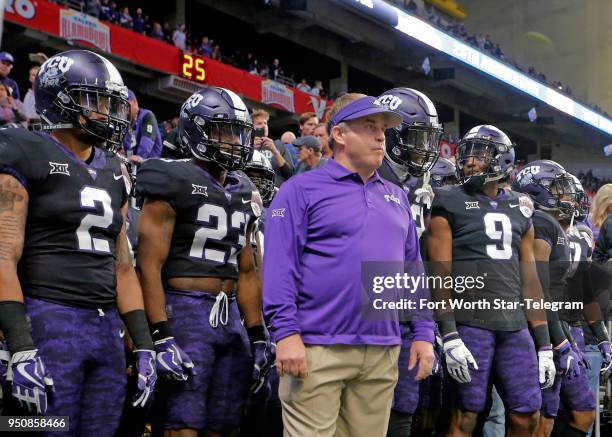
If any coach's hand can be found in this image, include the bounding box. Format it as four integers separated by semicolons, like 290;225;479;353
409;340;436;380
276;334;308;378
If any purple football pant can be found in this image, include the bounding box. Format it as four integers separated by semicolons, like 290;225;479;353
162;289;252;432
24;297;126;437
541;326;596;418
557;327;596;414
447;325;541;413
392;324;420;414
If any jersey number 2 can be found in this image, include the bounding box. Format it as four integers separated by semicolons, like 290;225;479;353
76;187;114;253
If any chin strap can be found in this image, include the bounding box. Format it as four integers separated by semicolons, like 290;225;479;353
414;170;434;209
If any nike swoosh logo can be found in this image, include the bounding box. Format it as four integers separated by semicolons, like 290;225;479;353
113;174;124;181
16;363;44;388
242;198;251;204
509;204;519;208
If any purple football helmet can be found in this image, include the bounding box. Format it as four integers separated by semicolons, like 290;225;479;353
179;86;254;171
455;125;515;190
430;157;457;187
511;160;577;219
376;87;443;177
35;50;130;151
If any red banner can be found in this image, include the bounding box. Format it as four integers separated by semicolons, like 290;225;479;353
5;0;331;116
439;140;455;158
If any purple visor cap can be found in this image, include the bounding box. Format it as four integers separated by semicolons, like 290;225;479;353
329;95;402;129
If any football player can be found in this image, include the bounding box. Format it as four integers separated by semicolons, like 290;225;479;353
135;86;271;437
428;125;555;437
374;87;442;437
430;157;458;188
0;50;156;435
512;161;596;437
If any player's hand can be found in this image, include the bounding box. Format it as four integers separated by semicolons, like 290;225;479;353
154;337;194;381
555;340;581;379
129;155;144;165
571;342;590;370
0;340;11;387
276;333;308;378
537;348;556;389
414;183;435;209
443;334;478;383
132;349;157;408
409;340;436;380
598;340;612;379
248;325;274;394
6;349;54;414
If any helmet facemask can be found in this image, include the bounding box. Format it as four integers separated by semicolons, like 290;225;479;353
58;85;130;152
188;114;254;171
386;122;442;177
539;175;578;219
456;139;512;190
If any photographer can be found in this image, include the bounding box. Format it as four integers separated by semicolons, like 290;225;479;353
252;109;294;186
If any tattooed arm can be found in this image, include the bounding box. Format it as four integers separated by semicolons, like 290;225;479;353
0;174;28;302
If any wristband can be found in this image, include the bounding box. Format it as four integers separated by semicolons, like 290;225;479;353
589;321;610;344
0;301;35;353
438;319;458;338
247;325;266;343
533;323;552;351
548;320;567;348
150;320;172;343
122;309;154;351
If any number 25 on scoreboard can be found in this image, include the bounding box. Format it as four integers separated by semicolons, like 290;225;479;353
181;54;206;83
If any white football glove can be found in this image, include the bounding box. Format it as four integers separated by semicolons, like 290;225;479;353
538;349;556;389
443;336;478;384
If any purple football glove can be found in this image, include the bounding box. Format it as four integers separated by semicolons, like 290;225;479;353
571;342;590;370
0;340;9;386
599;341;612;379
555;341;581;379
6;349;54;414
132;350;157;408
154;337;194;381
251;339;273;394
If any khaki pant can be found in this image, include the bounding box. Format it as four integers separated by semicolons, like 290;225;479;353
279;344;401;437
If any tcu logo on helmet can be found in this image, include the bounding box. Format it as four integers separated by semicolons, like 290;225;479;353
515;165;540;186
39;56;75;88
374;95;402;110
185;93;204;108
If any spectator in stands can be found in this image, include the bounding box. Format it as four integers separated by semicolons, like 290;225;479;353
99;0;112;21
199;37;213;57
86;0;101;18
299;112;319;136
132;8;146;34
252;109;294;186
143;14;152;35
123;89;162;164
272;58;284;81
296;78;311;93
0;82;27;128
173;24;187;51
0;52;20;100
22;65;39;122
294;136;328;173
211;44;221;61
310;80;324;97
280;130;299;166
313;122;333;158
150;21;164;41
118;7;133;29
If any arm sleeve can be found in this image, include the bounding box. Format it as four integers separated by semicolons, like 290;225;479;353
0;130;40;187
430;188;452;224
262;180;308;342
134;112;159;159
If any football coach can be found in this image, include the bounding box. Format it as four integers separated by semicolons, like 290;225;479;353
263;93;435;436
